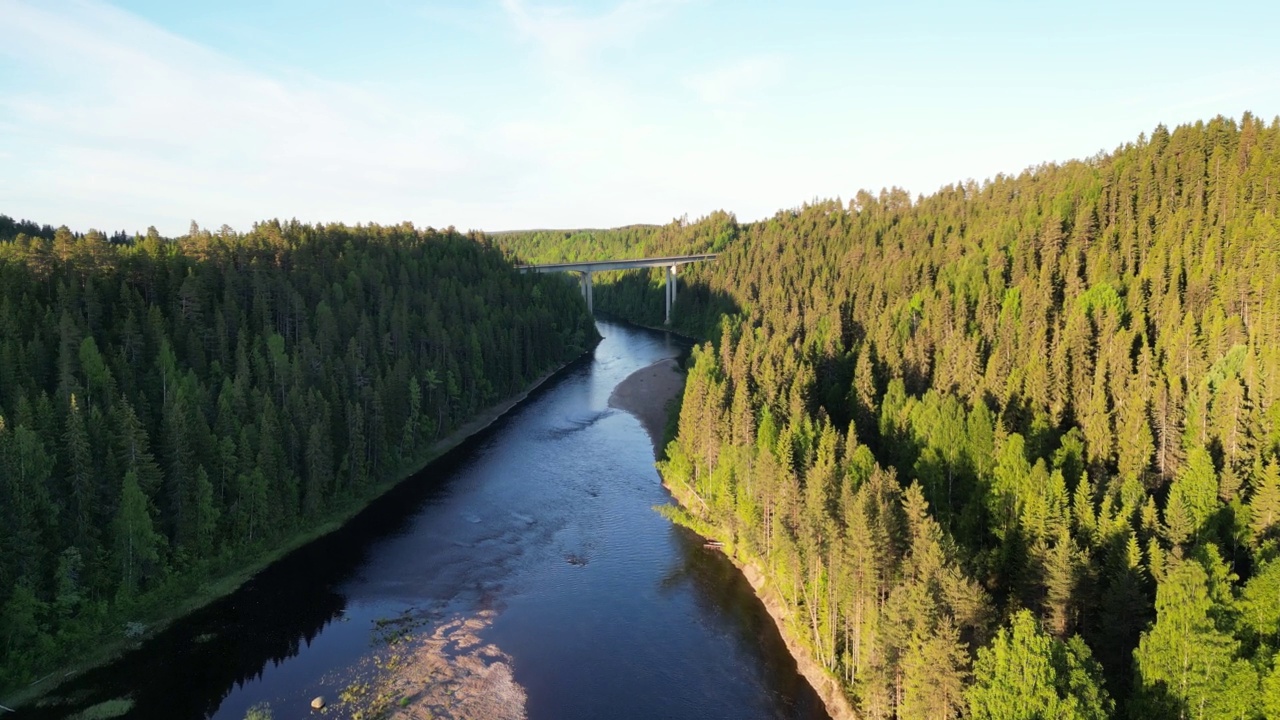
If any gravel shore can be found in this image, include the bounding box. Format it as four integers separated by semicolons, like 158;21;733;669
608;358;685;455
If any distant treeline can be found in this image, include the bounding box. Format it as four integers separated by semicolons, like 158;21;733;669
500;113;1280;718
0;220;596;691
492;211;740;330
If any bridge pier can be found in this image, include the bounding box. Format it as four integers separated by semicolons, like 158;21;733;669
517;254;716;323
579;270;593;314
665;264;677;325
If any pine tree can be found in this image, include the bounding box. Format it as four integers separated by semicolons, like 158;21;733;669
114;400;163;498
63;393;99;557
1041;528;1078;637
304;421;332;517
0;583;50;680
113;470;163;596
191;466;218;560
967;610;1111;720
900;616;968;720
1115;390;1153;483
0;417;55;586
1133;558;1259;718
1165;445;1219;542
1263;655;1280;720
1163;489;1196;547
1249;458;1280;550
1239;559;1280;640
402;375;422;461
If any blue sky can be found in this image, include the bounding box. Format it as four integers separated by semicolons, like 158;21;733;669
2;0;1277;236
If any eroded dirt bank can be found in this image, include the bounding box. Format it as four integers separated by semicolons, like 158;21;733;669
616;357;854;719
735;562;859;720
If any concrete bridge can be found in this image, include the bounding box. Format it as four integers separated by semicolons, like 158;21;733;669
518;254;718;324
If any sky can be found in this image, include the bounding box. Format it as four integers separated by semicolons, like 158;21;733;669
1;0;1278;237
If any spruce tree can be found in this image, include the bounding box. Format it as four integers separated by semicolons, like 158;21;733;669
113;470;163;596
1133;558;1258;718
967;610;1110;720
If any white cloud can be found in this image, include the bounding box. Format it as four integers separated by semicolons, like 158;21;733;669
0;0;495;234
0;0;826;235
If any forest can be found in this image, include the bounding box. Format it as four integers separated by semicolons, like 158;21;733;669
501;114;1280;718
0;220;596;692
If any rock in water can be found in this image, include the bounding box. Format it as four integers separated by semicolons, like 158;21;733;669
311;696;325;710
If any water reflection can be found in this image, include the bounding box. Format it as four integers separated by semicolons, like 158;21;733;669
661;525;830;720
26;322;827;720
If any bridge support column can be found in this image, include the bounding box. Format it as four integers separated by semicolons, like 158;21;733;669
580;270;594;314
665;264;677;325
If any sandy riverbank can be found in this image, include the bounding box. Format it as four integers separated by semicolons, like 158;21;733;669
608;358;685;454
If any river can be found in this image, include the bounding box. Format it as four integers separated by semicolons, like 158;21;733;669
32;320;829;720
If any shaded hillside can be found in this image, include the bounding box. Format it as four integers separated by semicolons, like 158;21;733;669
0;220;596;691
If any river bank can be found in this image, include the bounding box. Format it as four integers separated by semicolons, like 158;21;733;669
281;337;825;720
7;349;593;712
611;357;853;720
20;320;829;720
658;498;860;720
729;558;859;720
345;355;689;720
607;357;684;454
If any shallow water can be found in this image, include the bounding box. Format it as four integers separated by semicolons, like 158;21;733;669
33;320;829;720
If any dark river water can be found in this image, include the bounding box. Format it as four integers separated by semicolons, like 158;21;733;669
35;320;829;720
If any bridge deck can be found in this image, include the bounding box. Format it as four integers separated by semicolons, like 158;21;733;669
517;253;717;323
517;253;718;274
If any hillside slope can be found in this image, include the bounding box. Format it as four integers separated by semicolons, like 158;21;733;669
0;220;596;693
505;113;1280;718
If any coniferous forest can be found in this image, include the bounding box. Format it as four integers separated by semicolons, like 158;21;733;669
0;220;596;690
502;115;1280;718
6;113;1280;718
